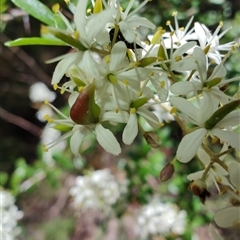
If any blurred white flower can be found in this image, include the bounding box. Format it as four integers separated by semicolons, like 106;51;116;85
136;197;186;238
0;190;24;240
29;82;56;103
69;169;128;212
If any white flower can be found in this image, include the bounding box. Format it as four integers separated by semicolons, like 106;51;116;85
194;21;235;64
163;11;197;48
170;96;240;163
137;197;186;238
214;161;240;228
29;82;56;103
0;190;24;240
69;169;127;212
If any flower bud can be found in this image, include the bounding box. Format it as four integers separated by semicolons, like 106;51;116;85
70;82;101;125
159;163;174;182
143;131;161;148
188;179;210;204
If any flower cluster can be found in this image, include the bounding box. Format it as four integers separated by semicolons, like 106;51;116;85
136;197;186;238
69;169;128;212
6;0;240;237
0;190;24;240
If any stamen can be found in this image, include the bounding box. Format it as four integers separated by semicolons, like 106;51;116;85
130;108;136;114
52;3;60;13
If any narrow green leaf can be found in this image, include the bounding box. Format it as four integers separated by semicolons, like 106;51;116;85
4;37;67;47
11;0;66;28
204;100;240;129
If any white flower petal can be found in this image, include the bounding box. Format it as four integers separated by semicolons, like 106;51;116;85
228;161;240;191
209;224;223;240
110;41;127;72
214;206;240;228
95;124;121;155
101;111;129;123
177;128;207;163
119;21;136;43
70;127;88;156
187;170;204;181
52;52;81;84
170;81;201;95
170;97;198;123
215;110;240;128
122;113;138;145
211;129;240;150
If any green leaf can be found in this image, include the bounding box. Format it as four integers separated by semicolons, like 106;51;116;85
4;37;67;47
11;0;66;28
204;100;240;129
0;171;9;186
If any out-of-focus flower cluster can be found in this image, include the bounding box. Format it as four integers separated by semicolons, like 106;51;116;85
69;169;128;212
136;197;186;238
0;190;24;240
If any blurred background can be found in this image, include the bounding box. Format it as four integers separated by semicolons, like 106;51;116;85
1;0;240;239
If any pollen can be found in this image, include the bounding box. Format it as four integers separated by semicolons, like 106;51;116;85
166;20;171;26
172;11;178;17
179;27;184;31
43;145;49;152
52;3;60;13
130;108;136;114
64;0;70;4
44;100;49;105
87;8;92;14
219;21;223;27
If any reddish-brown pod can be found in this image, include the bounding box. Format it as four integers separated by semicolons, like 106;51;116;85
70;89;90;125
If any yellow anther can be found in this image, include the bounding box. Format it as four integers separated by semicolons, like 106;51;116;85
119;6;123;13
87;8;92;13
44;100;49;105
138;91;142;97
64;0;70;4
170;107;177;114
170;31;174;37
175;56;181;62
115;108;119;113
73;31;79;39
158;122;164;127
219;21;223;27
43;145;49;152
160;80;165;88
172;11;178;16
130;108;136;114
78;86;84;92
179;27;184;31
53;84;58;90
60;87;66;94
43;114;50;120
52;3;60;13
166;20;171;26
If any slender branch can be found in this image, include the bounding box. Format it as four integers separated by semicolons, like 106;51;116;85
0;107;41;137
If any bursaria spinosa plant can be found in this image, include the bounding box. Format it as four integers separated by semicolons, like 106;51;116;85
5;0;240;237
